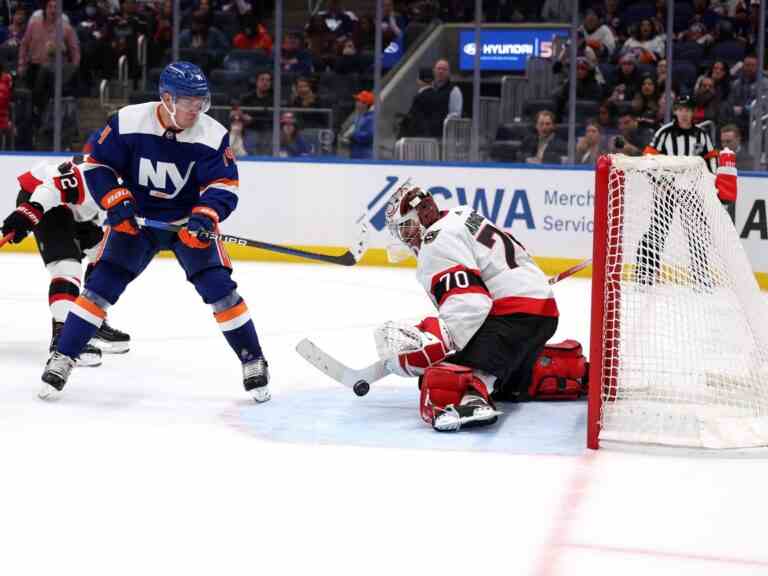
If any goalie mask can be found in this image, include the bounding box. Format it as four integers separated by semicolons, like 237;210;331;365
384;184;440;258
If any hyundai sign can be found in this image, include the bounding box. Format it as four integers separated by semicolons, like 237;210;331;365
459;28;569;71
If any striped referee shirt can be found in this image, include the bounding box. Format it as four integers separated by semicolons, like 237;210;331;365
643;121;718;172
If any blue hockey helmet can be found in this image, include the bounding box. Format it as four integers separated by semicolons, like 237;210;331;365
158;61;211;113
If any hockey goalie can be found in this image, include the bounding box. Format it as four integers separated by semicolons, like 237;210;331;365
378;184;588;432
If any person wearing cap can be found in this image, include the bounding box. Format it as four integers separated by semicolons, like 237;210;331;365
279;112;312;157
610;52;644;101
553;56;603;119
348;90;375;159
635;94;724;288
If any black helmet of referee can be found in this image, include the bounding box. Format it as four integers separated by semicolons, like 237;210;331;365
673;94;695;109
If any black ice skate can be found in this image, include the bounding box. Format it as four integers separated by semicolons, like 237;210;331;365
40;351;75;400
243;358;271;403
432;394;501;432
91;320;131;354
51;320;102;367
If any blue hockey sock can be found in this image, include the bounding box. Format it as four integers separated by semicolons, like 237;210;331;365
57;293;107;358
213;295;263;362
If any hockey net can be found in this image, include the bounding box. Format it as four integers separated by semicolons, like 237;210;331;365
588;154;768;449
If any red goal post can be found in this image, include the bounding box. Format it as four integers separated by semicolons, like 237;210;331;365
587;154;768;450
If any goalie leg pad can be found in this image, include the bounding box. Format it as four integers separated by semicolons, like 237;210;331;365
529;339;588;400
419;363;493;425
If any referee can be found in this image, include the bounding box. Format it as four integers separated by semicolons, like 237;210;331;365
634;95;720;288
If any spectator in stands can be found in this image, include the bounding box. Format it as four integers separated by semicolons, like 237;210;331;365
520;110;566;165
540;0;573;23
347;90;374;159
404;0;439;23
654;57;681;97
579;9;616;61
242;70;272;109
17;0;80;118
399;66;434;138
317;0;357;43
597;101;618;131
599;0;625;40
553;56;603;119
76;0;111;92
576;119;609;164
427;58;462;137
352;13;375;53
0;61;12;148
611;111;653;155
611;52;644;101
621;18;664;63
631;74;661;126
228;102;251;157
232;12;273;54
681;22;713;49
334;38;369;75
719;123;756;170
279;111;312;157
107;0;147;79
180;9;230;63
305;16;337;72
2;7;26;48
289;75;319;109
150;0;173;68
691;0;722;31
727;54;768;129
692;75;724;125
704;59;732;100
281;30;313;75
380;0;406;68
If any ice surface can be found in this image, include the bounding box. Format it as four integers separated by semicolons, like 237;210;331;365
1;254;766;576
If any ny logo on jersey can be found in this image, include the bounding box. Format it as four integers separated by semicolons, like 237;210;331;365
139;158;196;199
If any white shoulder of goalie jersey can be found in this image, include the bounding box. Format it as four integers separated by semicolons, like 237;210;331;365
27;159;101;223
416;207;478;279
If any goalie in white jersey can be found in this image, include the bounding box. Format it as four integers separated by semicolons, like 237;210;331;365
380;184;560;432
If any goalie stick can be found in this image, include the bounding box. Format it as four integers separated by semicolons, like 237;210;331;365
548;258;592;285
295;338;390;396
138;216;369;266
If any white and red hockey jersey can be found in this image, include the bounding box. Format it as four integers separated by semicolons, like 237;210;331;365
416;208;558;350
18;158;101;224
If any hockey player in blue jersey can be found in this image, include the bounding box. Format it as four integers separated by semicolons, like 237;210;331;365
39;61;270;402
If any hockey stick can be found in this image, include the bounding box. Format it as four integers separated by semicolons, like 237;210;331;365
137;216;369;267
295;338;390;397
548;258;592;285
0;232;13;248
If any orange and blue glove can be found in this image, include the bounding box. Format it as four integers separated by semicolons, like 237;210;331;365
179;206;219;249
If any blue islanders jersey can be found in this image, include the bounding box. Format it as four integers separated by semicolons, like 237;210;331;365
82;102;239;223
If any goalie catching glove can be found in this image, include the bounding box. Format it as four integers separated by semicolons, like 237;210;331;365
374;316;452;377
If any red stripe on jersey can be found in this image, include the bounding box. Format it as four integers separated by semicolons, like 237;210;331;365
49;293;77;305
18;171;43;194
51;276;81;286
490;296;559;318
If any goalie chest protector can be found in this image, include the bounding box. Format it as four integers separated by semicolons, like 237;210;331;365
528;339;588;400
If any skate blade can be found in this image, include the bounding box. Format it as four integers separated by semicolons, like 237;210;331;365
38;383;62;401
76;354;102;368
90;339;130;354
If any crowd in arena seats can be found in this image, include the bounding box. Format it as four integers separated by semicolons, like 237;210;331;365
0;0;450;153
492;0;768;167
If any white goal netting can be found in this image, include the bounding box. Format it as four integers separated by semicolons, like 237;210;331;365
594;154;768;448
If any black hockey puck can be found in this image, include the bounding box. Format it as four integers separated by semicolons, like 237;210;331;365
353;380;370;397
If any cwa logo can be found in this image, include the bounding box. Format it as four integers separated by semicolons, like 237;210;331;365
138;158;196;199
366;176;536;232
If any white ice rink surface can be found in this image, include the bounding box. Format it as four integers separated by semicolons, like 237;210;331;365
2;254;767;576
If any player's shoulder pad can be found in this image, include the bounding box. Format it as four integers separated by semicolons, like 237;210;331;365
116;102;159;136
177;113;228;151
